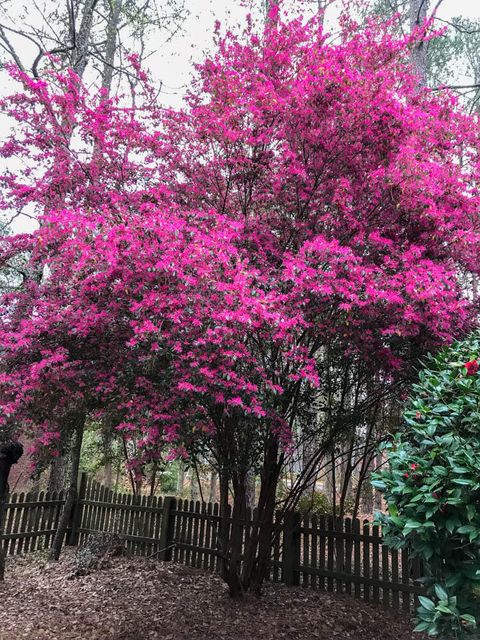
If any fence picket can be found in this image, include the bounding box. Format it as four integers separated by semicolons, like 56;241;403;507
24;491;36;554
117;493;128;540
172;499;182;563
344;517;352;596
381;527;390;608
353;518;361;599
191;501;200;567
310;514;318;590
401;548;411;613
372;523;380;604
179;499;189;565
125;493;135;554
91;482;101;534
211;502;219;571
391;548;400;610
3;493;16;555
302;514;310;587
198;502;206;569
318;514;326;591
204;502;213;570
185;500;195;566
15;492;29;556
139;495;148;555
103;488;114;536
363;520;371;602
326;516;334;592
43;491;56;550
79;479;91;544
148;495;157;557
335;517;345;593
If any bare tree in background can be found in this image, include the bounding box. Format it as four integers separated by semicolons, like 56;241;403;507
0;0;188;90
364;1;480;108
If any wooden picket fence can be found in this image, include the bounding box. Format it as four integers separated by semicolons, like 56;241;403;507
1;474;424;611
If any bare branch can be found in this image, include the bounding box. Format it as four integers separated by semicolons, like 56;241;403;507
431;83;480;91
434;17;480;35
32;42;76;78
428;0;444;21
0;24;25;70
0;22;43;69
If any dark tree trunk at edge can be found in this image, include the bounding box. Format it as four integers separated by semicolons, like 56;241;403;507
0;441;24;580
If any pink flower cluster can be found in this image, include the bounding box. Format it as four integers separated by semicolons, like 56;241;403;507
0;11;479;469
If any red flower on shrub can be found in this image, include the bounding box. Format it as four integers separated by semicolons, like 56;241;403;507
465;359;479;376
403;473;409;478
411;463;418;470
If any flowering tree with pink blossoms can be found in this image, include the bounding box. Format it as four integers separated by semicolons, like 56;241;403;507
1;7;480;594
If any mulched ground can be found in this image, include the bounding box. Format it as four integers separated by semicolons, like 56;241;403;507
0;550;424;640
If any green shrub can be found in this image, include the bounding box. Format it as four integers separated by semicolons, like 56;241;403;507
296;491;331;516
158;462;180;494
373;333;480;638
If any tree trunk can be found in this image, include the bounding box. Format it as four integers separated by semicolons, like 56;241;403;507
218;470;230;582
301;428;317;496
149;462;157;498
318;0;327;25
50;419;84;561
73;0;101;77
245;468;256;509
189;468;199;500
245;439;280;594
47;454;66;493
323;456;334;505
101;0;124;93
330;450;337;518
0;441;24;580
338;440;355;519
409;0;429;84
104;462;113;487
373;452;384;511
208;470;217;503
114;464;120;492
226;473;247;596
473;66;480;116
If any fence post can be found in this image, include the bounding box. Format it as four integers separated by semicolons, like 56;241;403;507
282;510;301;586
158;496;176;561
67;472;87;546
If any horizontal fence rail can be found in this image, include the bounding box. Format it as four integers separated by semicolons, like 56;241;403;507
1;474;423;611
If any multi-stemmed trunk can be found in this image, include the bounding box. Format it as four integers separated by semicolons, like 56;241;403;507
217;437;281;597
